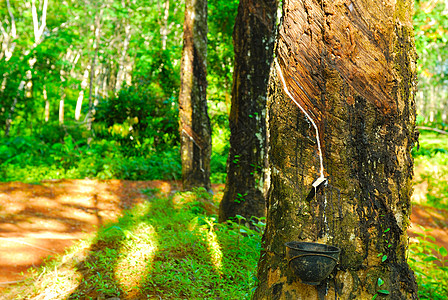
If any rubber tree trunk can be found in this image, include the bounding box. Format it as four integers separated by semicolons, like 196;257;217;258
254;0;419;299
179;0;212;191
219;0;277;222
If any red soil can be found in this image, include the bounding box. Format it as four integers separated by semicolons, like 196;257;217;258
0;180;446;292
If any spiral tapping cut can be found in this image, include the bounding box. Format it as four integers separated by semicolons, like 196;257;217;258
274;58;327;196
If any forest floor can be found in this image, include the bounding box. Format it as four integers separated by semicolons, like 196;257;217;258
0;179;446;292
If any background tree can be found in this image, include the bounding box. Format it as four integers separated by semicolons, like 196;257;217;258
219;0;277;222
414;0;448;128
178;0;212;191
254;0;419;298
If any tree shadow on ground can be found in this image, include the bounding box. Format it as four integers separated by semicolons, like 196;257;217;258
66;185;258;299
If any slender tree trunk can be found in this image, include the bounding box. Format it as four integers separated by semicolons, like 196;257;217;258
4;81;25;137
254;0;419;299
59;97;65;124
178;0;211;191
44;85;50;122
87;44;98;130
31;0;48;45
75;69;89;121
4;0;47;135
87;7;102;130
59;71;66;124
1;0;17;61
219;0;277;222
160;0;170;51
115;22;132;92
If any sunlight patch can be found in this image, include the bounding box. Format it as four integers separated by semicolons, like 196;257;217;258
205;229;223;274
115;223;158;294
11;238;93;300
201;217;223;274
34;267;82;300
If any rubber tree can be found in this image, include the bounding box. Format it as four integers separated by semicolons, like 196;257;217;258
254;0;419;299
219;0;278;222
178;0;212;191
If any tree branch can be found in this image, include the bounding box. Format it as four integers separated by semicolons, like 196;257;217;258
6;0;17;39
417;126;448;135
31;0;48;44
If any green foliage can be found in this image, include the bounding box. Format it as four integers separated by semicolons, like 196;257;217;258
0;0;185;136
0;133;182;182
408;227;448;299
413;0;448;128
207;0;238;110
206;0;238;184
235;192;248;204
0;0;231;185
412;132;448;209
414;0;448;83
211;127;230;183
4;192;264;299
94;86;180;153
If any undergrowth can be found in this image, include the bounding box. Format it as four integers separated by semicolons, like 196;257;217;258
0;135;182;183
412;131;448;209
408;227;448;299
1;133;446;299
3;188;263;299
0;132;227;184
410;131;448;298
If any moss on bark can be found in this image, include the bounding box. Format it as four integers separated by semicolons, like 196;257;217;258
254;0;419;299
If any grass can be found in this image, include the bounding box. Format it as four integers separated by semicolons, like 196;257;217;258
410;130;448;299
408;227;448;299
412;131;448;209
3;188;263;299
0;135;182;183
0;132;228;184
1;132;447;299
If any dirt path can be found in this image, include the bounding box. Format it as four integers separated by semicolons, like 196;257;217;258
0;179;186;291
0;180;446;291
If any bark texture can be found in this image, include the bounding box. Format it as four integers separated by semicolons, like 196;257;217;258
179;0;212;191
254;0;419;299
219;0;278;222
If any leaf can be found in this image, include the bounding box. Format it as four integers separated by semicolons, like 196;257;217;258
384;228;390;233
423;256;439;262
377;290;390;295
439;246;448;257
234;214;246;221
382;255;388;262
372;294;378;300
377;277;384;287
427;235;436;242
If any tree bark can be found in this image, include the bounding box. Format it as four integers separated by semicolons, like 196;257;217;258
87;6;103;130
31;0;48;45
115;22;132;92
1;0;17;61
159;0;170;51
178;0;212;191
219;0;277;222
44;85;49;122
59;70;66;124
254;0;419;299
75;69;89;121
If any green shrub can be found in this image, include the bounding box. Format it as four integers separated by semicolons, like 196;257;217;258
4;192;264;299
0;133;182;182
408;227;448;299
